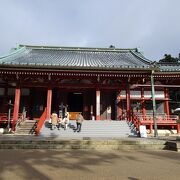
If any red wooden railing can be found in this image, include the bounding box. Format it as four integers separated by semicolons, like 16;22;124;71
131;113;180;134
35;108;47;135
0;113;24;125
131;114;141;131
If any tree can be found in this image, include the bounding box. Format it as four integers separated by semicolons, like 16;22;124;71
159;54;178;63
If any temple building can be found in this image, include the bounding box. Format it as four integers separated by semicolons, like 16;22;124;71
0;45;179;134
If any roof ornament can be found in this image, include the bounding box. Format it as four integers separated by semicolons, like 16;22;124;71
109;45;115;49
151;61;158;68
151;61;156;65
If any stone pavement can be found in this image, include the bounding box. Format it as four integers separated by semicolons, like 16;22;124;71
0;149;180;180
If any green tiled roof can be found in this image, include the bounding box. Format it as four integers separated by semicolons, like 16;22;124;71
157;61;180;72
0;45;155;71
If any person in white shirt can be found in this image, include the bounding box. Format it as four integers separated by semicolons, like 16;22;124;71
62;113;69;130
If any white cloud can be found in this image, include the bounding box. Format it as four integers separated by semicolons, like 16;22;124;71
0;0;180;60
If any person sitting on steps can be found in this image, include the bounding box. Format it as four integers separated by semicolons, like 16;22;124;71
57;115;62;130
62;114;69;130
51;111;58;130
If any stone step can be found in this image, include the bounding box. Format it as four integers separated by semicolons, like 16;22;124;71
17;126;35;130
19;122;36;126
40;131;130;133
20;121;37;124
0;139;167;150
0;144;166;150
15;132;35;135
24;120;37;123
19;124;36;127
16;129;35;133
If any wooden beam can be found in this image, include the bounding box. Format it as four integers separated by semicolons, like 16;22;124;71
132;84;180;88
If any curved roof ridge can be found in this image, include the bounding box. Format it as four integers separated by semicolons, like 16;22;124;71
0;46;26;61
19;44;137;52
130;50;152;64
0;44;155;71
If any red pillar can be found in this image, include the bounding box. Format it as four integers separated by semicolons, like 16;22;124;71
141;87;146;120
12;87;21;130
164;88;170;117
46;87;52;120
96;89;100;120
126;86;130;121
117;91;122;120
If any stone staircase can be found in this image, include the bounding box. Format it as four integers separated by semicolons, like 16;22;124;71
0;120;177;150
15;120;37;135
40;120;137;138
0;120;178;150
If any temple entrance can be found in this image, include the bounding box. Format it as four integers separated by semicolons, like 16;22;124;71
100;91;116;120
67;92;83;120
68;92;83;112
29;88;46;120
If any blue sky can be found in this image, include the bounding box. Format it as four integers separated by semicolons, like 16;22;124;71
0;0;180;60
